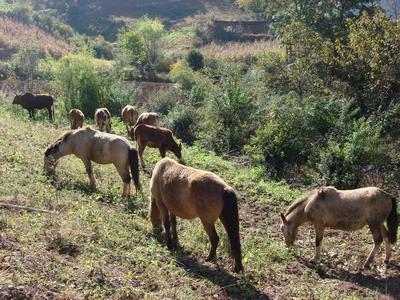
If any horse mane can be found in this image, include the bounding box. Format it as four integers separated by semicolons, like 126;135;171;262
284;190;316;216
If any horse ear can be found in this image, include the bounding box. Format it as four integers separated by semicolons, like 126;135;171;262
280;212;287;223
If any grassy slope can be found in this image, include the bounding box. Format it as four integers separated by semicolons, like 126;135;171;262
0;107;399;299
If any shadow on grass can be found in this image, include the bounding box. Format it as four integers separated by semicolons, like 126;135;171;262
151;232;269;299
297;255;400;298
50;177;143;213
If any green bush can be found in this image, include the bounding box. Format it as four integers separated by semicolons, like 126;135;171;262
317;119;391;189
186;49;204;71
54;52;105;117
168;105;199;145
146;88;179;116
170;61;196;91
11;46;44;80
200;76;257;154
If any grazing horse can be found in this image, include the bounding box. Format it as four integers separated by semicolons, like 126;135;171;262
94;108;112;133
68;109;84;129
134;112;159;128
44;128;141;197
150;158;243;272
132;124;182;168
121;105;139;135
280;186;398;268
13;93;55;121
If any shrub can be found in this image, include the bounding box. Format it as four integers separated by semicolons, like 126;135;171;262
317;118;392;189
186;49;204;71
146;88;179;116
170;60;196;91
200;76;257;154
168;106;199;145
54;52;105;117
11;46;44;80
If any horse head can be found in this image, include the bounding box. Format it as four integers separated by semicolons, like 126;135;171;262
12;95;21;104
280;212;297;247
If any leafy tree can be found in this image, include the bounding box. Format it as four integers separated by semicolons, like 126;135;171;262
117;17;165;78
186;49;204;71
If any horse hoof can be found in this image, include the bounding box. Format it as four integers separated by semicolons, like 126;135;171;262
205;256;216;262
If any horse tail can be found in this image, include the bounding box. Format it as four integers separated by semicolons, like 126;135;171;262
219;188;243;272
128;147;141;192
387;196;398;244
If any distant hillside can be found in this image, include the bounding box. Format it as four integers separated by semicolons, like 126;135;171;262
0;16;72;60
19;0;251;40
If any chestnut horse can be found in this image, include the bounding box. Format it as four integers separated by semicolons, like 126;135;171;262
134;112;159;128
280;186;398;268
132;124;182;168
68;109;84;129
121;105;139;135
44;128;141;197
94;108;112;133
150;158;243;272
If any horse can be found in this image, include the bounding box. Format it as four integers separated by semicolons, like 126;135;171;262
149;158;243;272
44;127;141;197
121;105;139;135
68;109;84;129
13;93;55;121
94;108;112;133
280;186;398;268
132;124;182;168
134;112;159;128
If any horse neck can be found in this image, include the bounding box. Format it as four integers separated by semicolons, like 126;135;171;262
287;201;309;228
55;141;73;159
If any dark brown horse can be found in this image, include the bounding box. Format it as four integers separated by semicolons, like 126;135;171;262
150;158;243;272
132;124;182;168
280;186;398;268
13;93;55;121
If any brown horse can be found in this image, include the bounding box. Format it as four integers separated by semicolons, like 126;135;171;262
68;109;84;129
94;108;112;133
134;112;159;128
121;105;139;135
149;158;243;272
132;124;182;168
44;127;141;197
280;186;398;268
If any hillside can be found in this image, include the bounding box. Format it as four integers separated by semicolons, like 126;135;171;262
0;108;399;298
0;16;72;60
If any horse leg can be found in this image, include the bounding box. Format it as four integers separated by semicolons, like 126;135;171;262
381;225;392;264
116;165;131;197
170;213;178;243
364;224;383;268
32;109;35;120
28;109;33;118
159;203;173;249
137;143;146;169
47;106;52;121
313;225;325;262
149;196;162;232
201;220;219;262
82;159;96;189
159;148;166;158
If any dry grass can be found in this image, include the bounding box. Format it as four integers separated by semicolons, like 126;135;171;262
0;16;72;59
200;40;279;60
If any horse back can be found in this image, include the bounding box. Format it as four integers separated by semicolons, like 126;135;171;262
134;124;172;147
151;158;225;221
306;187;392;230
21;93;54;109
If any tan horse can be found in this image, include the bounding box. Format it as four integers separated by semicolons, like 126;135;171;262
280;186;398;268
94;108;112;133
44;127;141;197
134;112;159;128
149;158;243;272
121;105;139;135
68;109;84;129
132;124;182;168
